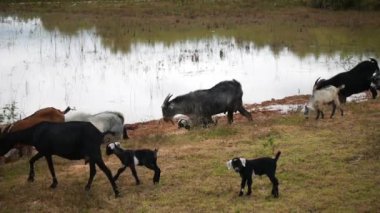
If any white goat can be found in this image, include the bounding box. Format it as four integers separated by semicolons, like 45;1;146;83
305;79;345;120
65;111;125;140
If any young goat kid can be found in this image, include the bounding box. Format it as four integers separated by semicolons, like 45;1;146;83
106;142;161;185
226;151;281;198
305;78;345;120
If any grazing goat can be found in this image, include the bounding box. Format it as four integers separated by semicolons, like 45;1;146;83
106;142;160;185
315;58;380;103
305;78;345;120
226;151;281;198
0;121;119;197
162;79;252;126
0;107;71;160
65;111;125;140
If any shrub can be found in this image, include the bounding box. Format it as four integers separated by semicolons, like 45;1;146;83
0;101;20;124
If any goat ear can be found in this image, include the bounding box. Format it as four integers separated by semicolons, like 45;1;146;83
239;158;246;167
108;143;115;150
226;160;233;170
115;142;121;147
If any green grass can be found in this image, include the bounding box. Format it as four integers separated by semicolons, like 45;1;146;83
1;99;379;212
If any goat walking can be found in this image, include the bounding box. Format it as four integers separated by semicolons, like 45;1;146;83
106;142;161;185
0;107;71;161
305;78;345;120
65;111;126;140
0;121;119;197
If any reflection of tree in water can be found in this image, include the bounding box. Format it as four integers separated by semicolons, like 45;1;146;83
8;13;380;59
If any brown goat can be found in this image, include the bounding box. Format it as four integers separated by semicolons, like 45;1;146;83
0;107;71;163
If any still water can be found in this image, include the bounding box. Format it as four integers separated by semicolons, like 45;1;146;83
0;16;373;123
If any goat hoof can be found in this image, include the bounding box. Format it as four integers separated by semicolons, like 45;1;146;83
114;190;120;198
50;183;57;189
246;192;251;196
136;182;141;185
238;192;243;197
85;185;91;191
27;177;34;182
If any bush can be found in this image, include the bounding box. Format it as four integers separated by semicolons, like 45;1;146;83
0;102;20;124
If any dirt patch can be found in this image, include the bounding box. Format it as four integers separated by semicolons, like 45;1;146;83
126;95;310;138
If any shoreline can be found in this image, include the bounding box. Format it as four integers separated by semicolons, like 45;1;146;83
125;91;374;139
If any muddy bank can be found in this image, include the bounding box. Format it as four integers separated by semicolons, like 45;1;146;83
126;94;310;138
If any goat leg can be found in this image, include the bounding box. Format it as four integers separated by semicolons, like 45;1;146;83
246;177;252;196
370;86;378;99
268;175;279;198
28;152;44;182
145;163;161;184
45;155;58;188
85;162;96;191
130;165;141;185
316;110;321;120
330;103;336;118
95;160;120;197
113;166;127;181
227;110;234;124
320;111;324;119
239;177;247;196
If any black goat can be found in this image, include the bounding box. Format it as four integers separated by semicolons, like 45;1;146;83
0;121;119;197
162;79;252;125
315;58;380;103
106;142;161;185
227;152;281;198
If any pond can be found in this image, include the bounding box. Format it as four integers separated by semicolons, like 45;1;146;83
0;16;377;123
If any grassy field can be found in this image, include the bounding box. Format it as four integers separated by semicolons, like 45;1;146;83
0;98;379;212
0;1;379;212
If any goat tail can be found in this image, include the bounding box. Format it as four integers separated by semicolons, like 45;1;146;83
154;148;159;158
338;84;345;91
274;151;281;162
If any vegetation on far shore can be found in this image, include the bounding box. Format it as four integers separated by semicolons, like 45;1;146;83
0;0;379;11
1;0;380;58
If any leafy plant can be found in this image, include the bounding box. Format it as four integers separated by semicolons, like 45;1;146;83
0;101;20;123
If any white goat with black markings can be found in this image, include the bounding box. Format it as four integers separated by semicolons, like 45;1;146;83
305;78;345;120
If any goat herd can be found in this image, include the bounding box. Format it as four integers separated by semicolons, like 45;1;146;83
0;58;379;199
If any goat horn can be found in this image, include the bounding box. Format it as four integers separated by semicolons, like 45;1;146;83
163;94;173;106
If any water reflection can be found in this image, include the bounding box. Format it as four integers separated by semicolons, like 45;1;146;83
0;17;373;122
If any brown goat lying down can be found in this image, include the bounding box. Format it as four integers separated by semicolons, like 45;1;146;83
0;107;71;161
